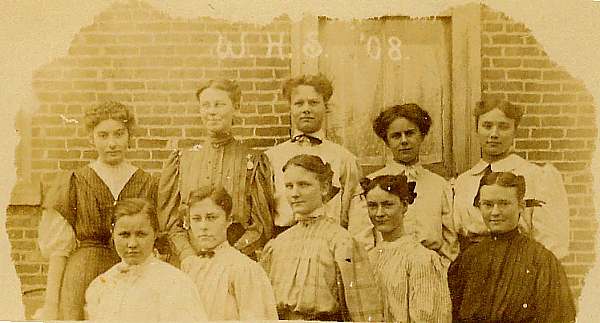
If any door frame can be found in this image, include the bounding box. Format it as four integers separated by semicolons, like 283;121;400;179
290;3;482;176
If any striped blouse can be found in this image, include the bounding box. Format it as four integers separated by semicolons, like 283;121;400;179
369;235;452;323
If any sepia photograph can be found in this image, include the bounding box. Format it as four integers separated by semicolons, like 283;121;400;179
1;0;599;321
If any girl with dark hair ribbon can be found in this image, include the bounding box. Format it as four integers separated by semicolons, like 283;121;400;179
362;175;451;322
37;102;158;320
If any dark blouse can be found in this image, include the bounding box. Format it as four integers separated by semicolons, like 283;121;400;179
448;229;576;323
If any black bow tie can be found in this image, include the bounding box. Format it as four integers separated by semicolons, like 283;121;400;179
291;134;323;145
197;250;215;258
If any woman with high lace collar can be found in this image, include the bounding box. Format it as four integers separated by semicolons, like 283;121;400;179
362;174;451;323
259;154;383;322
84;198;206;321
158;79;275;263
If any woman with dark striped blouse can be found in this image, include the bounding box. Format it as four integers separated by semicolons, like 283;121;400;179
37;102;157;320
362;174;451;323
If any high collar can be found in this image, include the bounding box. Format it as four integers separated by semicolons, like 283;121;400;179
197;240;230;256
207;132;235;148
383;159;424;180
290;128;325;141
489;228;520;241
295;206;325;224
468;154;527;175
115;255;155;275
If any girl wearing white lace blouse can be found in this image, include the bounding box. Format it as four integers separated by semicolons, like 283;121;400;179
84;198;206;321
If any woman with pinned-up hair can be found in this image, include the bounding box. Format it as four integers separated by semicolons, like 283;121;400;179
37;101;158;320
452;99;570;259
259;154;383;322
158;79;275;267
361;175;451;323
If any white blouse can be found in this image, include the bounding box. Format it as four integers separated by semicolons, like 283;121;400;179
453;154;570;259
181;241;278;321
85;256;206;322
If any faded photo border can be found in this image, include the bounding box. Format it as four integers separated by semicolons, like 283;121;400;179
1;0;599;321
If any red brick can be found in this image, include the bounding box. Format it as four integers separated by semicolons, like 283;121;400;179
133;93;170;102
531;128;564;138
562;82;587;92
146;81;181;91
575;253;596;263
542;94;577;103
205;69;238;79
551;139;586;150
255;57;289;67
8;230;23;240
131;161;163;170
33;81;72;91
565;185;587;194
515;139;549;150
506;23;528;33
222;58;255;68
97;92;133;102
36;92;62;103
73;81;107;91
492;58;521;68
242;93;275;102
177;139;203;149
577;116;595;127
182;57;219;68
491;34;524;45
524;82;561;92
32;116;62;126
134;69;169;79
541;116;576;127
528;151;562;161
33;68;63;79
136;22;172;32
113;81;145;90
173;116;202;125
489;81;523;91
244;116;279;125
231;127;254;137
504;47;540;56
47;150;81;159
522;59;554;69
240;69;274;78
68;46;101;56
566;129;597;138
117;34;154;43
59;160;88;170
174;46;212;56
553;162;587;172
577;93;595;103
184;128;206;137
45;127;76;137
125;150;151;159
151;150;173;159
572;174;594;183
279;116;291;125
169;93;194;103
82;150;99;159
507;70;541;80
137;138;168;148
76;57;112;67
61;92;97;102
564;151;593;161
257;105;274;114
154;33;190;43
241;138;277;147
543;70;571;80
102;69;133;79
507;93;541;103
483;23;503;32
149;128;182;137
255;127;289;137
132;127;150;137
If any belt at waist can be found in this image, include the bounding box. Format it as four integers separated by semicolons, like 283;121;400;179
78;240;112;249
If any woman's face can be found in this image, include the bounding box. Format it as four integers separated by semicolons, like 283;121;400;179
477;108;516;162
365;186;408;234
198;87;235;135
290;85;327;134
91;119;129;166
112;214;157;265
188;198;231;251
385;117;424;165
283;165;326;216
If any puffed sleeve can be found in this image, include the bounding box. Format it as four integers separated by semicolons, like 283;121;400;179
159;272;207;321
38;209;76;259
234;152;275;256
532;250;576;323
407;252;452;323
83;273;105;320
232;261;279;320
39;171;77;259
158;150;196;262
335;237;384;322
524;163;570;259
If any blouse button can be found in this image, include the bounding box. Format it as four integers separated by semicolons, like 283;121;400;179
526;269;530;274
523;303;528;308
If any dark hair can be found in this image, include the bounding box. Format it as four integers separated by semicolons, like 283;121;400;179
372;104;432;143
473;172;526;207
282;154;334;188
360;175;417;204
282;73;334;103
111;198;159;233
474;99;524;128
186;186;233;220
195;79;242;107
84;101;135;134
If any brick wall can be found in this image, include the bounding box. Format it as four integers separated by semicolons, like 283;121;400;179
6;1;598;318
481;6;597;298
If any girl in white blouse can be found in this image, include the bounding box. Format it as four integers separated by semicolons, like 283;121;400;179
84;198;206;321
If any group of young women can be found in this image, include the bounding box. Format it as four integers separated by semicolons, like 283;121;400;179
36;76;571;322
